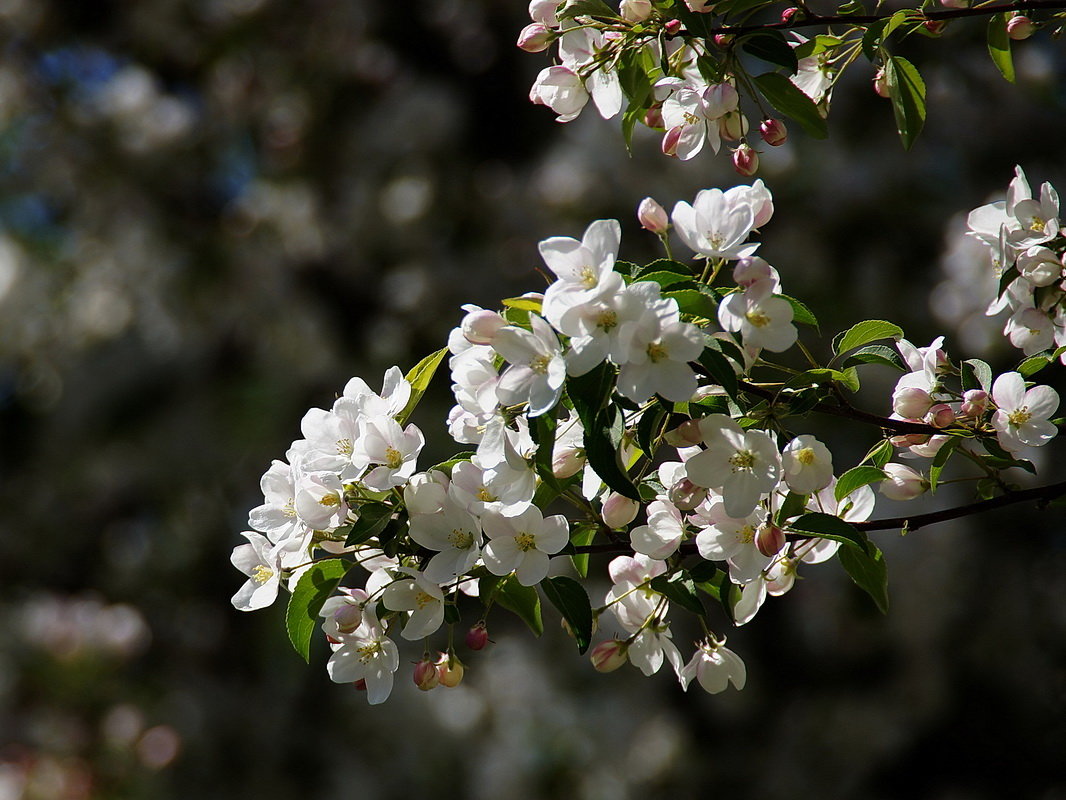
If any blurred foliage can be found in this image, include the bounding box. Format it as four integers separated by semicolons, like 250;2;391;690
0;1;1064;798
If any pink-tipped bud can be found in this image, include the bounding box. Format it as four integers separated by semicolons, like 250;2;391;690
960;389;989;418
661;125;683;157
413;658;440;691
759;118;788;146
552;447;586;479
939;0;969;7
732;144;759;177
926;403;955;429
780;6;800;23
602;492;640;529
873;68;890;98
665;418;703;447
668;478;707;511
664;18;682;35
590;640;628;672
890;432;929;447
332;603;363;635
1007;14;1035;40
644;104;664;129
733;256;774;287
517;23;553;52
880;463;928;501
714;33;733;47
756;523;787;557
892;387;933;419
638;197;670;234
922;18;947;35
461;308;506;345
621;0;654;22
718;110;748;142
465;622;489;651
436;653;465;687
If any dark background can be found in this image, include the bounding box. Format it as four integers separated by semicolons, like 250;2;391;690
1;2;1064;798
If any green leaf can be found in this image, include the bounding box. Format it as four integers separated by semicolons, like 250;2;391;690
833;319;904;355
776;490;809;526
780;294;819;327
699;348;739;401
928;436;960;493
692;568;738;623
843;344;907;372
753;72;829;140
789;513;871;554
501;295;543;313
345;502;394;546
398;347;449;424
862;9;912;60
1018;354;1051;378
558;0;617;20
885;55;926;150
786;368;860;393
864;439;894;469
567;362;615;431
987;13;1015;83
427;451;476;476
834;466;887;503
542;576;593;653
635;258;695;278
633;270;693;290
838;541;889;613
636;402;668;457
962;358;992;392
568;522;597;578
741;31;798;73
530;413;562;493
650;573;706;618
286;559;351;662
584;405;640;500
793;34;843;59
481;575;544;636
664;288;718;319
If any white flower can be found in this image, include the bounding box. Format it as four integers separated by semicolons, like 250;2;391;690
382;568;446;641
230;531;285;611
325;610;400;704
991;371;1059;454
629;625;683;677
680;639;746;693
880;463;927;501
247;459;307;544
320;588;370;639
482;507;569;585
449;458;535;518
408;499;483;583
685;415;782;518
493;313;566;416
690;500;772;585
293;472;348;531
338;365;412;420
671;188;760;260
558;28;623;119
717;278;797;353
1004;306;1056;356
354;416;425;492
630;499;686;559
529;66;588;122
605;554;668;632
781;434;834;494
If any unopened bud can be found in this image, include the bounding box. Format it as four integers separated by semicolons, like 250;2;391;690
517;23;553;52
873;68;890;98
621;0;653;22
926;403;955;428
602;492;640;529
665;418;704;447
661;125;683;157
960;389;989;418
890;432;930;447
755;523;787;557
880;463;928;501
461;308;506;345
714;33;733;47
644;104;664;129
465;622;489;651
892;386;933;419
939;0;969;7
529;0;559;25
332;603;363;635
1007;14;1035;39
664;18;682;35
668;478;707;511
732;144;759;177
552;447;586;479
638;197;670;234
733;256;774;287
590;639;628;672
759;118;788;146
922;18;947;35
780;6;800;23
436;653;465;687
718;110;748;142
413;658;440;691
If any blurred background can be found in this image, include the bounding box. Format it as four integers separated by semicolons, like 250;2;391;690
1;1;1064;798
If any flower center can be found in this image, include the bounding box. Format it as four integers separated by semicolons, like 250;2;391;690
1029;215;1046;232
357;641;382;663
738;524;756;544
448;528;475;549
729;449;755;471
647;342;669;363
476;486;498;502
337;438;354;456
745;309;770;328
707;232;725;250
515;532;536;552
579;266;598;289
414;590;435;609
252;565;274;584
683;111;700;126
384;446;404;469
795;447;816;466
1007;407;1032;426
283;499;297;518
530;354;551;375
596;309;618;331
319;493;341;507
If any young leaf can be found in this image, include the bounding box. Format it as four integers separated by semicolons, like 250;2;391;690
398;347;449;424
542;576;593;653
1018;354;1051;378
636;258;695;278
286;559;351;663
843;344;907;372
481;574;544;636
567;361;616;431
987;13;1015;83
838;541;889;613
633;270;693;290
664;288;718;319
636;402;668;457
699;348;739;401
558;0;618;20
789;512;871;554
834;466;887;503
584;405;641;500
833;319;904;355
568;522;597;578
864;439;895;469
502;295;543;313
885;55;926;150
345;502;394;546
780;294;819;327
753;72;829;140
928;436;959;493
962;358;992;393
776;491;809;526
740;31;799;73
650;573;706;618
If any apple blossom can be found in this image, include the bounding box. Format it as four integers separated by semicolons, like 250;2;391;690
590;639;628;673
880;463;928;501
680;639;747;694
382;568;446;641
638;197;670;234
781;434;834;494
481;506;569;586
686;414;782;518
492;313;566;416
991;371;1059;454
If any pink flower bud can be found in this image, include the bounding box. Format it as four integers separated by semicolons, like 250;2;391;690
590;640;628;672
759;118;788;146
714;33;733;47
517;23;553;52
939;0;968;7
332;603;363;635
1007;14;1035;40
602;492;640;529
664;418;704;447
413;658;440;691
780;6;799;23
890;432;929;447
926;403;955;429
621;0;653;22
644;103;664;128
733;256;774;287
465;622;489;651
435;653;465;687
637;197;670;234
661;125;683;157
873;68;890;98
892;387;933;419
664;18;682;35
552;447;585;479
732;144;759;177
668;478;707;511
461;308;506;345
880;463;928;501
755;523;787;557
922;18;947;35
529;0;559;26
960;389;989;418
718;110;748;142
